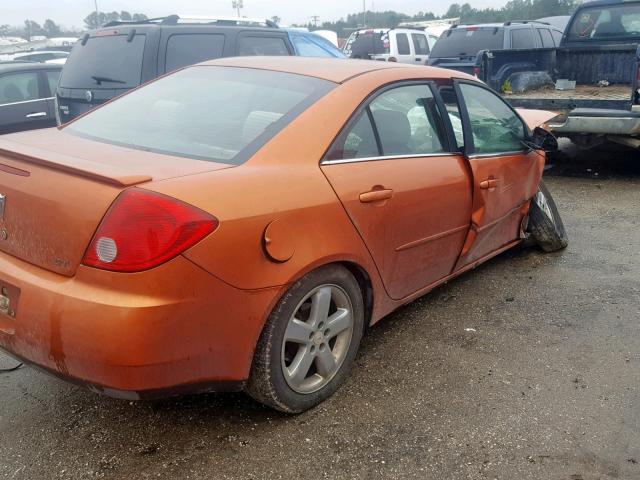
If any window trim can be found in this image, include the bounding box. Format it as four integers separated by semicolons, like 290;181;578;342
411;32;430;55
321;80;457;165
452;79;530;157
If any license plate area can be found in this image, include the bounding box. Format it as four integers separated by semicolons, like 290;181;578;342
0;280;19;319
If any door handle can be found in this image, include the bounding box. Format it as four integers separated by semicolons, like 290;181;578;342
359;188;393;203
26;112;47;119
480;179;498;189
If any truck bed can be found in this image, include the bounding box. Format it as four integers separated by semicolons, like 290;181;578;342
504;84;632;111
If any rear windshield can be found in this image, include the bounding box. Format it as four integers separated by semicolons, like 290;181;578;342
343;31;390;58
59;34;146;89
566;3;640;42
430;28;505;58
65;66;334;165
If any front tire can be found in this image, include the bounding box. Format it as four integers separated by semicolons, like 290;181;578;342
528;181;568;252
247;265;364;413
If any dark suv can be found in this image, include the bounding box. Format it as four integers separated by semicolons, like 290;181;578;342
56;15;344;122
428;21;563;74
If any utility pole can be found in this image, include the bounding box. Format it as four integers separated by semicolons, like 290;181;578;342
232;0;244;17
310;15;320;27
94;0;100;28
363;0;366;27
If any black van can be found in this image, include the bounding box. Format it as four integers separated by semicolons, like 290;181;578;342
56;15;344;122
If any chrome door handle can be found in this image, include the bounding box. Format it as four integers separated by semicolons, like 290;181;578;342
359;188;393;203
26;112;47;119
480;179;498;189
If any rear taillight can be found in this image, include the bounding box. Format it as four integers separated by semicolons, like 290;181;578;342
473;66;481;77
82;189;218;272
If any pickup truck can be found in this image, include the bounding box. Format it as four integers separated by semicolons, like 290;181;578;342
475;0;640;149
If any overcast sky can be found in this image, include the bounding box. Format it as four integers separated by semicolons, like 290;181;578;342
5;0;510;29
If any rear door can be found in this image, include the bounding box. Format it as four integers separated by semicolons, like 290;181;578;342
393;32;413;63
451;80;544;268
321;82;472;300
0;70;51;134
411;32;430;63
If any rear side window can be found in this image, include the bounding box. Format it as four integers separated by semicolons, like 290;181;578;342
238;36;289;56
396;33;410;55
59;34;146;89
411;33;429;55
66;66;334;165
326;111;379;160
0;72;40;104
165;34;225;72
551;29;563;45
430;28;504;58
510;28;536;49
536;28;555;47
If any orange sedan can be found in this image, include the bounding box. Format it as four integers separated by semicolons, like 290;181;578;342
0;57;567;412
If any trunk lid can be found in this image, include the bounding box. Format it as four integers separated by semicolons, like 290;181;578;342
0;129;232;276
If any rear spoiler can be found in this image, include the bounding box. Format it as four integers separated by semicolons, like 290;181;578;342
0;139;151;187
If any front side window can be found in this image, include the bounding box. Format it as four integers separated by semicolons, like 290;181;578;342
411;33;429;55
459;83;525;154
238;36;289;56
0;72;40;104
395;33;411;55
511;28;536;49
165;34;225;72
65;66;334;164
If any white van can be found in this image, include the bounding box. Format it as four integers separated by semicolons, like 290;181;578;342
343;28;432;64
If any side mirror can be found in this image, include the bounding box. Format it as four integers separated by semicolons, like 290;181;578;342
530;126;558;152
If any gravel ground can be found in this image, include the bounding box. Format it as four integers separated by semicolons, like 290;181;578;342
0;144;639;480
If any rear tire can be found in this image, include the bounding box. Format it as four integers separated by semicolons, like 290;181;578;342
528;181;568;252
247;265;364;413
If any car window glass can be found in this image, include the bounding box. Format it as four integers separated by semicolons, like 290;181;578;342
369;85;445;156
238;36;289;56
411;33;429;54
0;72;40;104
459;83;525;154
551;29;563;45
325;110;379;160
439;87;464;150
395;33;410;55
45;70;61;96
537;28;555;47
166;34;225;72
66;66;334;165
291;35;333;57
430;28;505;58
511;28;536;48
59;34;146;89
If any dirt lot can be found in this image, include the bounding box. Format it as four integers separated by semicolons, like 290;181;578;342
1;144;639;480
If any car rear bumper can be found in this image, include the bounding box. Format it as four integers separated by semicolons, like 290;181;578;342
0;252;280;399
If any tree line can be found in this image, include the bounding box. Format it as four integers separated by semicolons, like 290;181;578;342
0;11;148;40
304;0;579;36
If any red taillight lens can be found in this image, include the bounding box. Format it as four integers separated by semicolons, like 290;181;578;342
82;189;218;272
466;27;479;31
473;66;481;77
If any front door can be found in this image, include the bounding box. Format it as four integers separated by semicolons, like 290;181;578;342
452;81;544;268
321;83;472;300
0;71;51;134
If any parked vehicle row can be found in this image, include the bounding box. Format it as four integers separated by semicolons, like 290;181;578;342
342;28;436;63
473;0;640;149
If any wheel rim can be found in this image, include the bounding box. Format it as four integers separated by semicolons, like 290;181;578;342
281;284;354;394
535;190;555;224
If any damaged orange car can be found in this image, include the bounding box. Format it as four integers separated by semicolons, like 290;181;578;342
0;57;567;412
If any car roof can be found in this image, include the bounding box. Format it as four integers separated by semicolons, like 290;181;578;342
200;56;476;83
0;62;62;72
